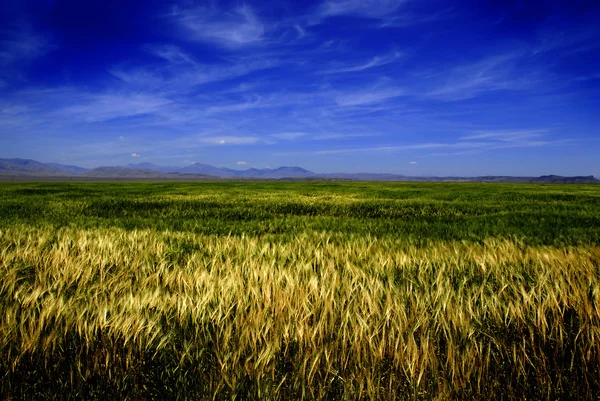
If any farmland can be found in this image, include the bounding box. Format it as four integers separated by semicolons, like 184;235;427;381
1;182;600;400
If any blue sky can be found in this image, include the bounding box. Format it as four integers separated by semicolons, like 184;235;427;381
1;0;599;176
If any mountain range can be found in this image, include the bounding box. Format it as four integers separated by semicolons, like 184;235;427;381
0;158;599;184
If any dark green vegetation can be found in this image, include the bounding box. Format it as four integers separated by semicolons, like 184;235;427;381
1;182;599;246
1;182;600;400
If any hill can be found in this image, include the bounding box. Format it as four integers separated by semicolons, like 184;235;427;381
0;158;72;175
1;158;599;183
82;167;166;178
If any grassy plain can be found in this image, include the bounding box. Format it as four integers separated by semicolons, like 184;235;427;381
1;182;599;400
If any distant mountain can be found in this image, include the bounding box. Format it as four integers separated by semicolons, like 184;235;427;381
157;163;315;178
178;163;236;176
237;166;315;178
530;175;600;184
46;163;89;175
429;175;600;184
82;166;215;179
126;163;180;173
1;158;599;183
0;158;70;175
324;173;410;181
82;167;165;178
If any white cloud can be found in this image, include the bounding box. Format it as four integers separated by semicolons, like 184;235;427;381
533;23;600;56
1;105;28;115
335;87;404;106
62;93;172;122
271;132;307;140
312;132;379;140
131;153;140;157
409;161;417;164
201;136;260;145
236;161;247;165
424;53;542;101
206;98;263;114
109;57;276;92
428;76;494;99
109;67;166;90
146;44;196;65
377;9;454;28
294;24;306;38
460;130;546;142
317;142;448;155
319;0;404;19
119;136;125;141
175;5;265;48
316;132;560;155
323;51;402;74
0;24;55;66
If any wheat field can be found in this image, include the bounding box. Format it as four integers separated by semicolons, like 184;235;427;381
1;182;599;400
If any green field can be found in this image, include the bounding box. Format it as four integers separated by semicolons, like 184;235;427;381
1;182;600;400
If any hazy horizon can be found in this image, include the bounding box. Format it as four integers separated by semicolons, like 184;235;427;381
2;157;599;180
1;1;599;177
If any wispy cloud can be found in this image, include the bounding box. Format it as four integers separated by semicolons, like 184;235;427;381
460;130;546;141
0;87;182;133
425;53;538;101
200;136;260;145
173;5;265;48
146;44;196;65
293;24;306;39
109;54;276;92
377;8;455;28
236;161;247;165
312;132;379;140
533;22;600;56
131;153;140;158
334;87;404;106
318;0;405;19
206;98;263;115
0;24;55;66
317;142;453;155
316;129;561;155
62;93;172;122
428;76;495;99
322;51;401;74
270;132;307;140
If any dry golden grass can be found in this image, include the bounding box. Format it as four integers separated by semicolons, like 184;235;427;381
2;224;600;399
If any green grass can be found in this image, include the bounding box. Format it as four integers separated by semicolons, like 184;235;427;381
1;182;599;245
1;182;599;400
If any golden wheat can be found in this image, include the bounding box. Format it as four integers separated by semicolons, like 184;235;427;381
1;223;599;399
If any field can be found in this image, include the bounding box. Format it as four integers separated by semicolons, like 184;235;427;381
1;182;600;400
